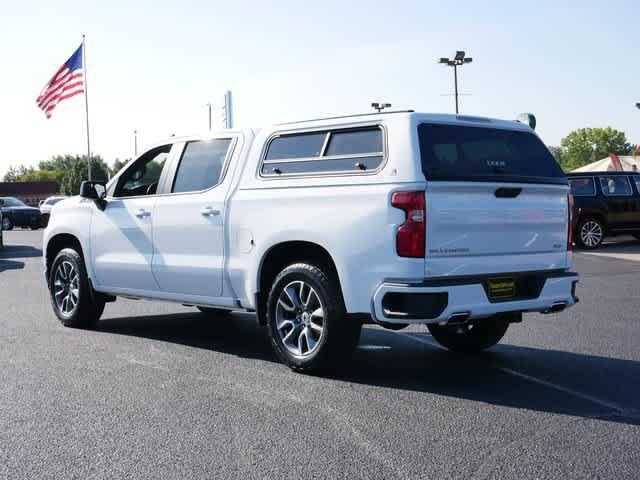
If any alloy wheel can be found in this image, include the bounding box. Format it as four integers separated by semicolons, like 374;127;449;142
2;217;10;230
53;261;80;316
275;280;325;357
580;221;603;248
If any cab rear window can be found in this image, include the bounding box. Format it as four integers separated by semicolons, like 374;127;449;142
418;123;566;184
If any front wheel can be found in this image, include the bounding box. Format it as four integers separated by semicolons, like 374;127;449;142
49;248;105;328
427;314;512;353
266;263;361;373
2;216;13;231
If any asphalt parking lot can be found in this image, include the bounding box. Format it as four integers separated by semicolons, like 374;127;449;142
1;230;639;479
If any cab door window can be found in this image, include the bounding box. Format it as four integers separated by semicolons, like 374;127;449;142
114;145;171;198
172;139;232;193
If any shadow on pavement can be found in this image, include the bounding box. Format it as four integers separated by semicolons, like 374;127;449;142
0;259;25;272
97;311;640;426
98;311;277;363
0;244;42;259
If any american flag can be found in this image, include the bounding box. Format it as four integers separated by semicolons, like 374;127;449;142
36;44;84;118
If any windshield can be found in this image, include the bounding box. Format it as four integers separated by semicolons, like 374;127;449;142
1;197;27;207
418;123;566;184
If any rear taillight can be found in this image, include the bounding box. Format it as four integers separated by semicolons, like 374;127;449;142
567;194;574;250
391;191;425;258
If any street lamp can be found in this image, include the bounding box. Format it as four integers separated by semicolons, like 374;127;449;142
439;51;473;114
371;102;392;113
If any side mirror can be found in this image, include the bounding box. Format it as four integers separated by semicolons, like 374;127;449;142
80;181;107;210
80;181;105;199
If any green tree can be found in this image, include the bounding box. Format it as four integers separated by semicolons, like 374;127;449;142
56;155;110;195
547;145;564;165
110;158;130;177
2;155;110;195
559;127;631;171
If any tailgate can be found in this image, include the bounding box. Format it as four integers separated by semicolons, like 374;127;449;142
425;181;569;276
417;121;570;278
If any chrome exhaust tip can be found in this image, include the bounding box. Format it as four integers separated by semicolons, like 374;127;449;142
445;312;471;325
543;302;567;314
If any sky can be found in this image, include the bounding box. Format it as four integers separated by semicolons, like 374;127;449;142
0;0;638;177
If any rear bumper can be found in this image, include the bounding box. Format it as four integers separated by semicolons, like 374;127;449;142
371;270;579;325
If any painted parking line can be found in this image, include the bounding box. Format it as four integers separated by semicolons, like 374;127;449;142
357;344;392;351
391;330;631;415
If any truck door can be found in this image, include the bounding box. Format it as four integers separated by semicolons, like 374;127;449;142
597;175;635;228
151;137;237;298
91;145;174;292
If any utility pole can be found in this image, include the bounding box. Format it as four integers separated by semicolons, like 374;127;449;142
223;91;233;129
439;51;473;114
206;102;212;130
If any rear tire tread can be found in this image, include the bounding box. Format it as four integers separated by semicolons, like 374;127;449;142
266;262;361;374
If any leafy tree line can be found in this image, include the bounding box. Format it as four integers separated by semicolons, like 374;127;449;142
547;127;636;172
3;155;130;196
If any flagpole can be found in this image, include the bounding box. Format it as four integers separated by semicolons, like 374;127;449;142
82;34;92;181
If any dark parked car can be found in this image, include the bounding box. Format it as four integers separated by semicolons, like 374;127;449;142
568;172;640;249
0;210;3;248
0;197;44;230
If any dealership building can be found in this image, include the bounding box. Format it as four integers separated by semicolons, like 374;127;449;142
0;181;60;207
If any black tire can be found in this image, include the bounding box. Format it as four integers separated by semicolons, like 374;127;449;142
266;262;361;373
48;248;105;328
197;306;232;317
427;314;512;353
575;217;605;249
2;217;13;231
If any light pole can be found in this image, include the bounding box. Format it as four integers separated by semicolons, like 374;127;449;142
133;129;138;156
439;51;473;114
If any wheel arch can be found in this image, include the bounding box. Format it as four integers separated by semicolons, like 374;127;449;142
45;233;86;282
255;240;343;325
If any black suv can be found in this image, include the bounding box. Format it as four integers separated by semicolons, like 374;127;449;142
568;171;640;249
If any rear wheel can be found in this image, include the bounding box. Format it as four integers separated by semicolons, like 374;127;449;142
427;314;512;353
49;248;105;328
576;217;604;249
266;262;361;373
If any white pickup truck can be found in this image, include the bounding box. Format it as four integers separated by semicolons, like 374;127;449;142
43;111;578;372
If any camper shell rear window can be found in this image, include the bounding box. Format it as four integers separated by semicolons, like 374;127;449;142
418;123;566;185
261;126;384;177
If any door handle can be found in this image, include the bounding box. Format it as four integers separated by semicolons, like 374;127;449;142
200;206;220;217
135;208;150;218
